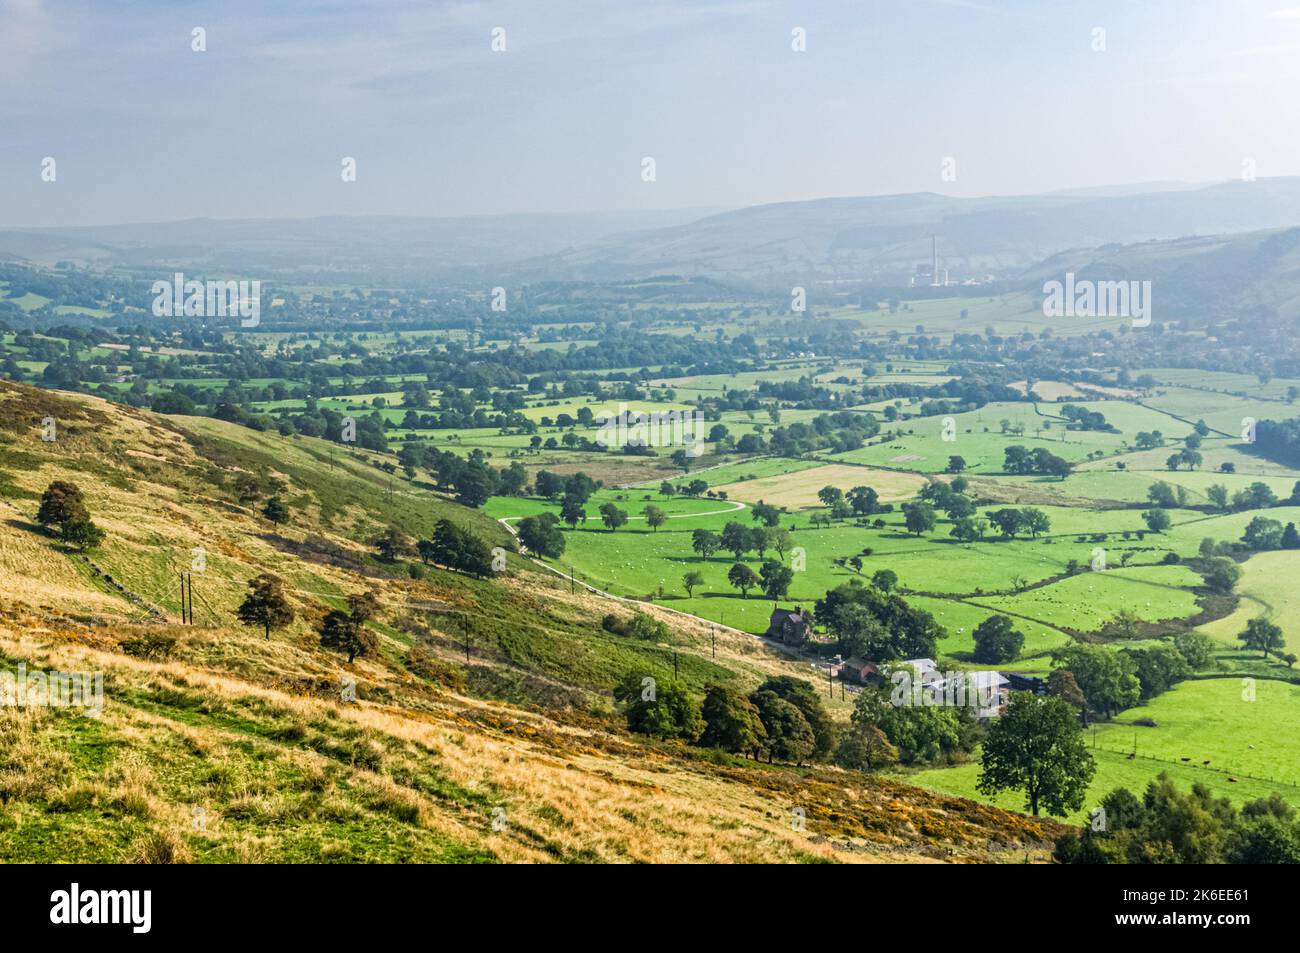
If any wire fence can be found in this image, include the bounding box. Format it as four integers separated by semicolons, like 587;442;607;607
1090;742;1300;793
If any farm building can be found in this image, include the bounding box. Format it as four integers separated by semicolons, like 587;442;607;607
902;658;939;680
840;656;880;685
766;607;812;645
1005;672;1048;695
927;670;1011;721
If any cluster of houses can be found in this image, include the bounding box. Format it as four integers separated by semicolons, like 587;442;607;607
765;607;1047;722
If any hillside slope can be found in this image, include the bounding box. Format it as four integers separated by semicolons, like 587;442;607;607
0;381;1063;863
518;178;1300;288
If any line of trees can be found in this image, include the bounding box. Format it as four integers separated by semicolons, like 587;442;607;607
615;673;836;767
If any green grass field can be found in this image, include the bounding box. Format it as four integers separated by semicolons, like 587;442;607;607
909;678;1300;821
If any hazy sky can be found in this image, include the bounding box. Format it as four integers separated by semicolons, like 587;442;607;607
4;0;1300;226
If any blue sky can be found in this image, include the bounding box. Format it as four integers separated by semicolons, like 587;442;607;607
4;0;1300;225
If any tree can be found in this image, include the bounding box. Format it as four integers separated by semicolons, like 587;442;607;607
659;481;676;498
453;461;497;508
972;614;1024;664
497;462;528;496
827;603;889;659
37;480;87;529
1283;523;1300;550
754;675;835;759
614;673;701;740
430;519;495;577
818;579;946;661
643;504;667;532
1123;644;1190;699
943;494;976;520
902;501;936;536
1003;445;1032;474
598;502;628;532
759;560;793;600
849;675;963;764
1147;481;1180;508
1055;775;1259;865
988;508;1024;538
978;693;1095;816
319;593;381;663
1238;617;1285;659
721;521;751;560
1173;631;1216;670
834;723;899;772
727;563;759;597
1242;516;1284;551
699;685;766;757
1051;645;1140;717
946;455;967;474
517;512;565;558
1142;508;1171;533
1020;507;1051;538
262;496;290;525
1048;669;1087;722
750;691;815;765
61;515;104;551
237;573;295;641
372;525;411;562
1201;556;1240;594
682;571;704;598
560;494;587;529
534;470;565;501
691;528;721;560
870;568;898;592
817;485;844;509
847;486;880;516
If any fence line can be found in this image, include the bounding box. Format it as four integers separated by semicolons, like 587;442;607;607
1090;743;1300;793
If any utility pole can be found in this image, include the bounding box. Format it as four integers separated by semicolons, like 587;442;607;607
710;625;715;660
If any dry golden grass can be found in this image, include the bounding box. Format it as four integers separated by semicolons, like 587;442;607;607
0;382;1061;863
716;464;927;509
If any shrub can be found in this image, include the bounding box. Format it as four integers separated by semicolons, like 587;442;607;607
120;634;177;660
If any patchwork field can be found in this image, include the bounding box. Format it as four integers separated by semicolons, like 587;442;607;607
713;463;927;508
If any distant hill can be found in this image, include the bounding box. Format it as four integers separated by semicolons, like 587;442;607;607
1022;226;1300;326
11;179;1300;291
0;208;725;284
526;179;1300;289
